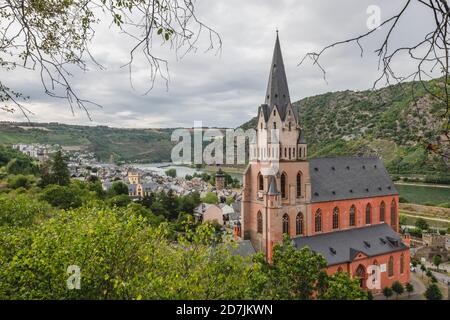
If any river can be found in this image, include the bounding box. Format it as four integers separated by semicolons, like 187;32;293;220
129;163;243;182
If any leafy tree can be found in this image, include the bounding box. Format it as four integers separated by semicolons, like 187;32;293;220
0;194;51;227
391;281;404;299
165;168;177;178
433;255;442;270
108;181;129;197
39;184;82;210
202;192;218;204
405;282;414;298
107;194;131;208
262;236;327;300
319;271;367;300
420;264;427;278
50;151;71;186
6;158;38;175
7;175;35;189
383;287;393;300
415;218;429;231
424;283;443;300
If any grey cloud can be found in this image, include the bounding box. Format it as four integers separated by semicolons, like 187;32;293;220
0;0;435;128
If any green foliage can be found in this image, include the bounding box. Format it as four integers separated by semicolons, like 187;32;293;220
107;194;131;207
424;283;442;300
0;194;51;227
319;272;367;300
391;281;404;299
202;192;218;204
405;282;414;297
7;175;36;189
415;218;429;230
382;286;393;299
432;255;442;269
165;168;177;178
108;181;129;197
39;184;82;210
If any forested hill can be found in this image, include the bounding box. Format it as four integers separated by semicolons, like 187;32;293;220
0;122;175;163
0;79;448;175
241;79;448;175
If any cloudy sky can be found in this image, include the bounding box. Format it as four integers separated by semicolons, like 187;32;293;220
0;0;435;128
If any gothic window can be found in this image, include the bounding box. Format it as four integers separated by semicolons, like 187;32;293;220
260;122;263;130
365;203;372;224
315;209;322;232
288;122;291;131
391;199;397;230
258;173;263;191
332;207;339;229
337;267;343;272
282;214;289;235
380;201;385;222
388;256;394;277
284;148;287;158
274;110;276;116
273;122;276;129
288;148;291;159
349;205;356;227
296;212;304;235
257;211;263;234
281;173;287;199
400;253;404;274
296;172;302;198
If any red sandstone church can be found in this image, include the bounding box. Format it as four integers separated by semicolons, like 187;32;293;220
239;34;410;293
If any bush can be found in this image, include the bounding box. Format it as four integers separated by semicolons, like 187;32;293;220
202;192;219;204
108;181;129;197
0;194;51;227
165;168;177;178
39;184;82;209
107;194;131;207
7;175;35;189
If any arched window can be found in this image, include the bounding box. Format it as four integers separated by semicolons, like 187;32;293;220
288;122;292;131
281;173;287;199
349;205;356;227
365;203;372;224
388;256;394;277
400;253;404;274
332;207;339;229
315;209;322;232
391;199;397;230
296;212;304;235
337;267;343;273
296;172;302;198
257;211;263;234
380;201;385;222
258;173;264;191
282;214;289;235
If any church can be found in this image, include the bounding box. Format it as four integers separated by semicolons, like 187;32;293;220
239;33;410;292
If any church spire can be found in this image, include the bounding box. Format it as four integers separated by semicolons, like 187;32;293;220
265;32;291;111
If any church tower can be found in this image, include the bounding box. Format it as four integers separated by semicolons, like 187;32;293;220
241;33;311;260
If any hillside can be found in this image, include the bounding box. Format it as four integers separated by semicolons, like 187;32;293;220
0;122;175;163
241;79;449;175
0;79;448;175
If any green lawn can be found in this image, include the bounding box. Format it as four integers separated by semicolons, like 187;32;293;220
395;184;450;206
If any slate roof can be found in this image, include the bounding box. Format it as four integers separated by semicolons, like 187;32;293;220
292;224;408;266
267;175;280;195
229;240;256;258
261;33;298;123
309;157;397;203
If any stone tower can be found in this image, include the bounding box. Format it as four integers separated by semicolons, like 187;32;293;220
241;33;311;260
215;168;225;191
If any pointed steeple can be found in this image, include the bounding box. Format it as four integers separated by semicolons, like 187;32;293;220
265;32;291;113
